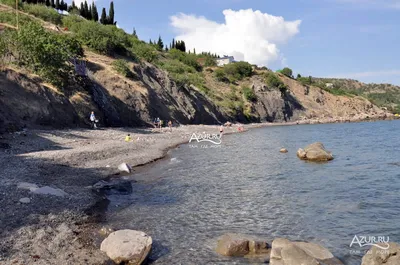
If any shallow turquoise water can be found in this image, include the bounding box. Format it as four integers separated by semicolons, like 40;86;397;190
105;120;400;264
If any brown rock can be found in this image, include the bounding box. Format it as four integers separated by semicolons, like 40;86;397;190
361;242;400;265
216;233;270;257
297;142;333;161
270;238;343;265
280;148;288;153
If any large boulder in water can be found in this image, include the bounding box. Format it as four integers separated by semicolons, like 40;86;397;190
270;238;343;265
361;242;400;265
216;233;270;257
100;230;152;265
297;142;334;161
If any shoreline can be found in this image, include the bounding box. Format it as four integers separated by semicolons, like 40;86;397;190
0;115;396;264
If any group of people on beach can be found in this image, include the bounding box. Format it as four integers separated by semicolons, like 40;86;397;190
154;117;173;132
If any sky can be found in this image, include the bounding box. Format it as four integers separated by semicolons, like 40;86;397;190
68;0;400;85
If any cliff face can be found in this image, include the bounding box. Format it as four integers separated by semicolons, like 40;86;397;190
0;58;390;133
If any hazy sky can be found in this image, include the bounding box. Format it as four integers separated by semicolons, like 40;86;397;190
68;0;400;85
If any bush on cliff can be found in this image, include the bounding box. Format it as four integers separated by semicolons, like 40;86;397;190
22;4;62;25
265;72;287;94
2;22;84;86
242;86;257;102
112;59;134;78
223;61;253;81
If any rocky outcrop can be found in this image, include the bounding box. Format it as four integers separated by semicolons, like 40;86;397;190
100;230;152;265
270;238;343;265
297;142;334;161
216;233;270;257
280;148;288;153
361;242;400;265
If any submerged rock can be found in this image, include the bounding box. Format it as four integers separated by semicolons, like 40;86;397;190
270;238;342;265
297;142;334;161
280;148;288;153
31;186;68;197
100;230;152;265
216;233;270;257
92;179;133;195
19;197;31;204
361;242;400;265
17;182;39;191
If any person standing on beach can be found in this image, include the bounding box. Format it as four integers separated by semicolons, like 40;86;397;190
168;120;172;132
90;111;97;129
219;125;224;137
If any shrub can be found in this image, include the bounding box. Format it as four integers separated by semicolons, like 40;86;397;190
22;4;62;25
112;59;134;78
265;72;287;94
63;15;129;55
168;49;202;72
14;22;84;86
281;67;293;78
204;56;217;67
214;68;229;82
242;86;257;102
223;61;253;80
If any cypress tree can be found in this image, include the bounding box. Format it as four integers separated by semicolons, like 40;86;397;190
91;2;98;21
80;2;84;17
157;35;164;51
172;38;175;49
71;0;76;9
84;1;89;19
55;0;60;9
165;45;169;51
50;0;54;8
132;28;137;38
100;8;107;24
108;1;114;25
149;39;153;45
87;3;92;20
45;0;50;6
194;48;196;54
60;0;64;10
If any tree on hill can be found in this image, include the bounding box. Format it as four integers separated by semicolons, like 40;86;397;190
171;38;175;49
84;1;89;18
193;48;196;54
108;1;114;25
100;8;107;24
55;0;60;9
157;35;164;51
45;0;50;6
175;40;186;52
80;2;85;17
50;0;55;8
297;74;301;79
165;45;169;51
132;28;137;38
91;2;98;21
281;67;293;78
87;2;93;20
149;39;153;45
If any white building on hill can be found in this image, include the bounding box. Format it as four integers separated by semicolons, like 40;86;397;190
216;55;235;66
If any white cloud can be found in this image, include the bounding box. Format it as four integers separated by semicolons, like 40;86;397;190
170;9;301;66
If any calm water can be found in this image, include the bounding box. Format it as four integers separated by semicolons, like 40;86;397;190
105;120;400;265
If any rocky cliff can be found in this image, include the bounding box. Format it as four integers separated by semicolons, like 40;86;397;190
0;54;390;133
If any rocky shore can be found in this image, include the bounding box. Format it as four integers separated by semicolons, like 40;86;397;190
0;116;396;264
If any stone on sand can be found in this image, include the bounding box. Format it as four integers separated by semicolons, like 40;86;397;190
118;163;132;173
19;197;31;204
100;230;152;265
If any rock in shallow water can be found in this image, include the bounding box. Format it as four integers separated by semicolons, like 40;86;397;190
92;179;133;195
280;148;288;153
30;186;68;197
270;238;343;265
216;233;270;257
100;230;152;265
297;142;334;162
